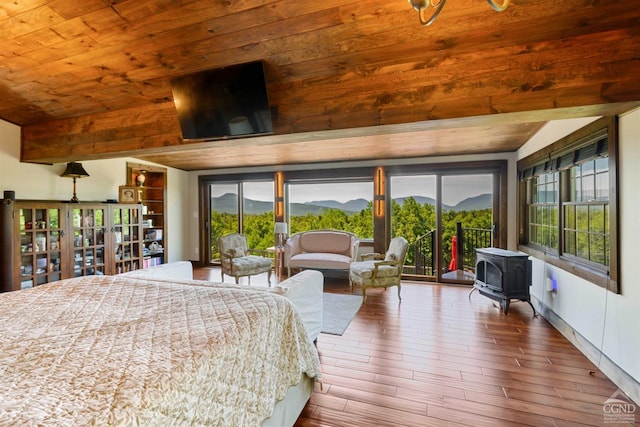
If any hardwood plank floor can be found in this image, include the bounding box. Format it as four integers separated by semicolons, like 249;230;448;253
193;267;632;426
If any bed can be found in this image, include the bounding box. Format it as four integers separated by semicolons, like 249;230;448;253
0;273;322;426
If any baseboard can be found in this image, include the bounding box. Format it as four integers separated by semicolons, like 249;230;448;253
532;295;640;405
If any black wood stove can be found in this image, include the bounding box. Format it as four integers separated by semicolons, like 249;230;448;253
471;247;536;315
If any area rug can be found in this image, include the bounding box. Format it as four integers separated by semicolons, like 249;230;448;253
322;293;363;335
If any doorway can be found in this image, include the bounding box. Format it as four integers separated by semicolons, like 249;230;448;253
389;169;502;284
204;180;274;264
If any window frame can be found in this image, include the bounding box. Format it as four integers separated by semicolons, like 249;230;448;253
526;171;560;253
199;172;275;264
517;116;619;293
285;179;374;239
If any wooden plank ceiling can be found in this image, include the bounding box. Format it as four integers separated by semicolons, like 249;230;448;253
1;0;639;171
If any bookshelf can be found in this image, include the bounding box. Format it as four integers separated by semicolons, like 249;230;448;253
126;162;167;266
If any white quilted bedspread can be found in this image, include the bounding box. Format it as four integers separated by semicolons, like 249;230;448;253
0;275;321;426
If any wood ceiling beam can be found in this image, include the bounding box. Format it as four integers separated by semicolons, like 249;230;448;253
21;101;640;169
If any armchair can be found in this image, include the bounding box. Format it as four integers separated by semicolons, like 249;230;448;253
349;236;409;303
218;233;272;285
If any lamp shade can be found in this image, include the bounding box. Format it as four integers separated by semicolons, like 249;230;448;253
274;222;288;235
61;162;90;178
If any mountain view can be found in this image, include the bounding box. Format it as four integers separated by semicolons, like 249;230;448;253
211;193;492;215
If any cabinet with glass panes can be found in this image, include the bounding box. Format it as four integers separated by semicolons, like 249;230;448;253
71;205;107;277
16;203;65;290
0;199;143;291
70;204;143;277
110;204;143;274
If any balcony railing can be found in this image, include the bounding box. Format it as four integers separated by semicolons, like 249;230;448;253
403;222;492;277
410;230;436;276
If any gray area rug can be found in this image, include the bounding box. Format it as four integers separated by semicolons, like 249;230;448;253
322;293;362;335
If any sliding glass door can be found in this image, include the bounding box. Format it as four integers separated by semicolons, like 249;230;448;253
440;174;493;283
389;175;438;278
206;180;274;264
390;171;497;283
199;162;505;272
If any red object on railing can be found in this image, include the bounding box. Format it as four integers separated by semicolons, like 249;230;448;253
448;235;457;271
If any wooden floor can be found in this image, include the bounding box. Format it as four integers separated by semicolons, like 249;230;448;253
193;267;628;427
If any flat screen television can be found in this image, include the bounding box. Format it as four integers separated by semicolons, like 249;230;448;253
170;61;273;141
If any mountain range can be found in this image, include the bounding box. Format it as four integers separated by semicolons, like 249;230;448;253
212;193;492;215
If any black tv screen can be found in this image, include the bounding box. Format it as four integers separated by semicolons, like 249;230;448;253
170;61;273;141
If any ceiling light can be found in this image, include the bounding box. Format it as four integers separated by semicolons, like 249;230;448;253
408;0;510;26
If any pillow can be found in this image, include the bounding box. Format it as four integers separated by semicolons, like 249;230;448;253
299;231;352;254
229;247;247;258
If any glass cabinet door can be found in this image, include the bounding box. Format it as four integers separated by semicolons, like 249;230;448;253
72;207;106;277
18;206;64;289
112;205;142;274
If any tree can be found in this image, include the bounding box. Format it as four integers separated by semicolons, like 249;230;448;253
210;199;493;273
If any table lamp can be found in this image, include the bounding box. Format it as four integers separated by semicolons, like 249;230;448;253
61;162;90;203
274;222;288;248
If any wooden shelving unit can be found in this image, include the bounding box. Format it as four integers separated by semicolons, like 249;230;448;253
127;162;167;267
16;202;65;289
0;200;143;292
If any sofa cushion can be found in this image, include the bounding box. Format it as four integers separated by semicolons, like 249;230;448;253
289;253;352;270
231;255;272;273
350;260;399;279
299;231;352;255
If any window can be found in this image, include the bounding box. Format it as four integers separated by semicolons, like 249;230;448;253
201;174;274;263
287;180;373;239
563;158;610;266
518;117;618;293
527;172;559;251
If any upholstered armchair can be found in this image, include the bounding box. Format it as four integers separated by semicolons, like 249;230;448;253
349;236;409;303
218;233;272;284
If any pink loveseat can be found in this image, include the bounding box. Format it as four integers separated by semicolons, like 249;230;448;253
284;230;359;276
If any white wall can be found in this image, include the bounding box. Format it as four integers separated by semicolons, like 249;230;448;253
0;119;189;262
164;166;189;262
518;110;640;403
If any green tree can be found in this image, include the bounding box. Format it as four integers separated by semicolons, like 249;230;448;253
210;199;493;272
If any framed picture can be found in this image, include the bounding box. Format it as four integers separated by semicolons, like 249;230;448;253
118;186;139;203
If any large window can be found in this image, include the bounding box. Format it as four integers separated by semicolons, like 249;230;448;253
199;163;506;285
287;180;373;239
205;177;274;262
518;117;618;292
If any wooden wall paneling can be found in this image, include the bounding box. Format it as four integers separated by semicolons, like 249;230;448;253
2;0;640;171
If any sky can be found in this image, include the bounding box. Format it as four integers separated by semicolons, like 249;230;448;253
211;174;493;206
391;175;493;206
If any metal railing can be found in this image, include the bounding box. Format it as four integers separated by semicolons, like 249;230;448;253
459;224;493;272
411;230;436;275
403;223;492;277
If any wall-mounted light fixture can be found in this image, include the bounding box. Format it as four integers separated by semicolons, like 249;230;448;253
61;162;90;203
408;0;510;26
374;167;385;217
274;171;284;218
